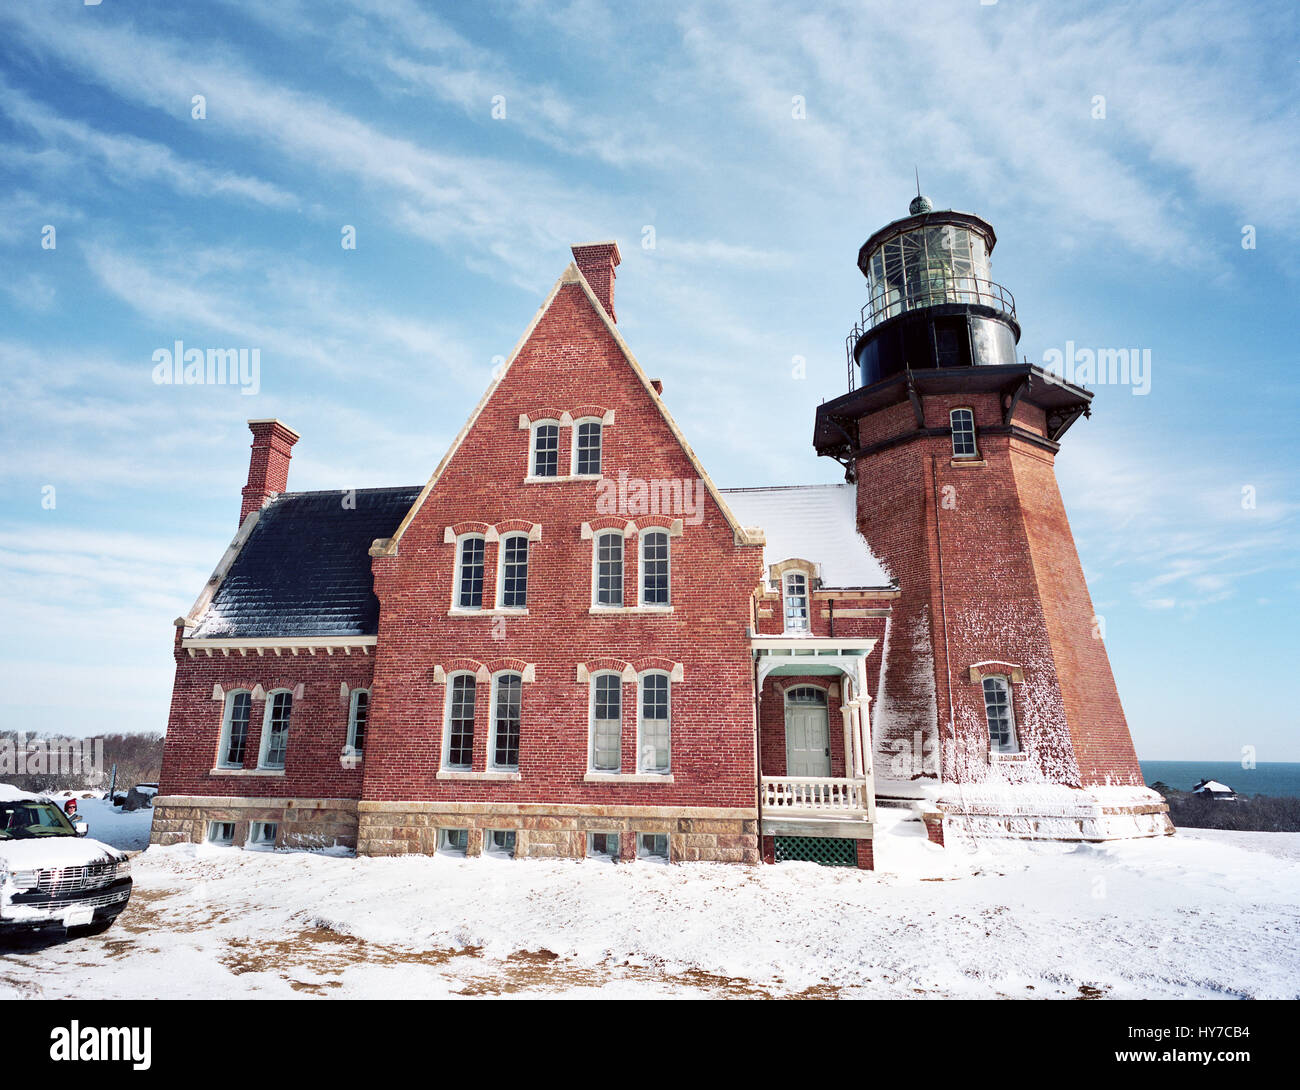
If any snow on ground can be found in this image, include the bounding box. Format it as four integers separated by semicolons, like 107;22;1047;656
2;809;1297;1000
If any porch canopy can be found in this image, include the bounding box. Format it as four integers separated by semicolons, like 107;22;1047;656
753;637;877;827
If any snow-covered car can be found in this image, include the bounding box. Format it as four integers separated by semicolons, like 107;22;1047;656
0;786;132;936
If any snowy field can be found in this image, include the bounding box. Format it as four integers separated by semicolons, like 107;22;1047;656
2;806;1297;999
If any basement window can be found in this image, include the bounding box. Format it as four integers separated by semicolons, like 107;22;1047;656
206;821;235;847
637;833;669;861
438;828;469;855
247;822;277;849
587;832;620;860
484;830;516;858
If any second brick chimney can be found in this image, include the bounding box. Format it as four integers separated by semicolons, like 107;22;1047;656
240;418;299;526
571;241;621;322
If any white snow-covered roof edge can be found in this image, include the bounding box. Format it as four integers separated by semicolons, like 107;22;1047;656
719;484;894;589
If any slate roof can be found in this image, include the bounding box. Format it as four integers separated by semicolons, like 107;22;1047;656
720;484;894;589
189;487;421;639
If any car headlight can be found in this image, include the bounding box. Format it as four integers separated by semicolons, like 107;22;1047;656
7;868;39;891
116;858;131;879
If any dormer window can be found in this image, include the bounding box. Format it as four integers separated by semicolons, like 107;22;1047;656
950;407;977;458
574;419;602;476
783;571;809;632
531;421;560;477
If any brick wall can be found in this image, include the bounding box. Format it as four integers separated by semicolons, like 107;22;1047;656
362;280;764;811
852;386;1145;788
158;628;372;800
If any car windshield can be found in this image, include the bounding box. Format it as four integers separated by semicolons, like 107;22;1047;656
0;801;77;839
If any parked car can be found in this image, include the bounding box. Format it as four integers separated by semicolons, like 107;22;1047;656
0;785;132;936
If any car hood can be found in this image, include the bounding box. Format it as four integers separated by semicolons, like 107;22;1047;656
0;837;127;869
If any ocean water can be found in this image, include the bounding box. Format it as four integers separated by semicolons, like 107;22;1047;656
1140;761;1300;799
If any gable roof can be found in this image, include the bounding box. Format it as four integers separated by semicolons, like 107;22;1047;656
188;486;421;639
719;484;893;589
372;260;763;557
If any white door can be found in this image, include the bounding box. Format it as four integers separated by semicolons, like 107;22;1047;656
785;701;831;777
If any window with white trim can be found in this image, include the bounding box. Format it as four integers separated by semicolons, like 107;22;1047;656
497;533;529;608
950;407;977;458
574;419;602;476
531;421;560;477
259;690;292;770
640;530;670;606
454;534;486;609
346;688;369;755
218;690;252;768
593;531;624;607
982;675;1018;753
490;672;522;771
444;673;476;770
638;672;671;774
590;672;622;772
783;571;810;632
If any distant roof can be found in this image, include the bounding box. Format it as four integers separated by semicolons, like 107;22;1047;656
720;484;893;588
189;487;421;639
1192;779;1235;794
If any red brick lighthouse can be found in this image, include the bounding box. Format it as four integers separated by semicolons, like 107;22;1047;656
814;194;1171;838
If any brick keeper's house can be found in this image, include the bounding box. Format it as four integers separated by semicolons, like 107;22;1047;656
154;200;1171;869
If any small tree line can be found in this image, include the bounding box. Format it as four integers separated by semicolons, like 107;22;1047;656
0;730;164;795
1151;782;1300;832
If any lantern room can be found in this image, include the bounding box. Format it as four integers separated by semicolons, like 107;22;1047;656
848;195;1021;388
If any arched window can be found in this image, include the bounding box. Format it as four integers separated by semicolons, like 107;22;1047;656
443;673;476;770
593;531;624;607
640;530;670;606
982;675;1018;753
218;689;252;769
638;672;671;774
573;419;603;476
783;571;809;632
454;534;486;609
950;407;977;458
530;420;560;477
490;672;523;771
258;689;293;770
346;688;370;755
497;533;529;608
590;672;622;772
784;685;827;706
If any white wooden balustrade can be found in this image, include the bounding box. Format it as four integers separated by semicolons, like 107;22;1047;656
761;776;869;814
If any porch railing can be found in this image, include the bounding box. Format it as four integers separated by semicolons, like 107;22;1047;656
761;776;869;814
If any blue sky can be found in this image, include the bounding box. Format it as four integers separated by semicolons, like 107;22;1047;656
0;0;1296;761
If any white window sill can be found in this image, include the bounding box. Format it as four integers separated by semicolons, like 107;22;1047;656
209;767;285;777
989;750;1026;762
589;606;674;615
447;608;529;617
951;458;986;467
436;769;522;782
523;474;581;484
585;772;675;784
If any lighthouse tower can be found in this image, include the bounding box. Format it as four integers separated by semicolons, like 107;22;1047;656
814;194;1170;839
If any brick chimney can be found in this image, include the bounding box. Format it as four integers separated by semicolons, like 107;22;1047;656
240;418;299;526
571;241;621;322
